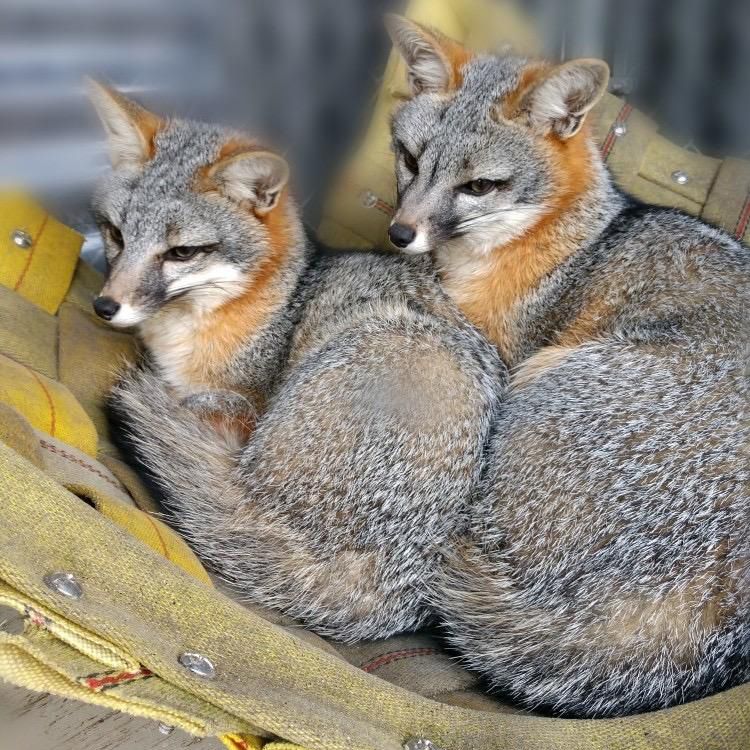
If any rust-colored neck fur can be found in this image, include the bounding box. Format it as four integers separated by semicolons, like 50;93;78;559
440;127;605;363
142;191;298;400
190;192;293;383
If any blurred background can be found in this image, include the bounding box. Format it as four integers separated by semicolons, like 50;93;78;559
0;0;748;268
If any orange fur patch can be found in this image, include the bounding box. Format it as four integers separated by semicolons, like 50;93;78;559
440;35;474;89
138;112;162;160
205;409;257;445
413;22;474;90
186;191;292;389
193;138;265;193
217;137;261;161
500;62;551;120
111;90;162;160
448;125;597;362
510;345;576;390
556;295;614;346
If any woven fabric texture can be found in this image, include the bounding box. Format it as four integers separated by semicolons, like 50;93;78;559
0;191;83;314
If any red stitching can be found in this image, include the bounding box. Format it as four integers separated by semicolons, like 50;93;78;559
734;193;750;240
374;198;395;217
29;370;56;437
601;103;633;162
39;439;122;491
360;647;439;673
82;667;152;691
25;607;47;628
13;213;49;293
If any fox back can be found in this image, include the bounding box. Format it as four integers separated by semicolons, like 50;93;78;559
387;17;750;717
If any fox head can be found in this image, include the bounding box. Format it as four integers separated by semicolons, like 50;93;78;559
87;80;294;329
385;16;609;258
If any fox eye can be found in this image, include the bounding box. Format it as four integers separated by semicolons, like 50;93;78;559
399;144;419;175
104;222;123;247
458;179;504;196
164;245;212;262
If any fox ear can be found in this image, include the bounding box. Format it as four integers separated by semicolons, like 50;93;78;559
385;14;470;96
210;151;289;215
86;77;162;168
522;59;609;138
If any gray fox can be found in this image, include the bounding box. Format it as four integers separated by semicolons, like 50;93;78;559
87;80;504;642
387;16;750;717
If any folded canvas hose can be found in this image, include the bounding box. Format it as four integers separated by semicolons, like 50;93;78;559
2;447;750;750
1;1;749;747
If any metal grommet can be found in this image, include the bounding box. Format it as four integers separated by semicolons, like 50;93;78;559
43;572;83;600
10;229;33;249
613;122;627;137
671;170;689;185
404;739;442;750
178;651;216;679
360;189;379;208
157;722;175;736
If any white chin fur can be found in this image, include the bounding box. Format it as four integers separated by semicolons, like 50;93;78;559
109;303;147;329
400;230;431;255
166;263;246;312
446;205;545;256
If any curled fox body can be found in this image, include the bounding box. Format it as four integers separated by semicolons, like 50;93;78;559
88;81;503;641
387;17;750;717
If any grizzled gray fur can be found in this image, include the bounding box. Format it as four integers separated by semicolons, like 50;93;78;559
89;80;504;642
387;16;750;717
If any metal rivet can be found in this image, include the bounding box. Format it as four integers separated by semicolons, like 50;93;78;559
404;739;441;750
671;170;689;185
360;189;378;208
613;123;627;137
178;652;216;679
43;572;83;600
10;229;33;249
157;722;175;736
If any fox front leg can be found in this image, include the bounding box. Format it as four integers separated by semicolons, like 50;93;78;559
181;390;257;449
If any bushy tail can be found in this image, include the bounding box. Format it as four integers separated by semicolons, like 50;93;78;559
108;367;243;572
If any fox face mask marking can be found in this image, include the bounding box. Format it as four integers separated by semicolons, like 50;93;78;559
386;16;608;259
88;79;289;330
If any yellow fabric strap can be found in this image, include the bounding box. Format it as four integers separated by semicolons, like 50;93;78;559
0;352;98;457
2;441;750;749
0;191;83;314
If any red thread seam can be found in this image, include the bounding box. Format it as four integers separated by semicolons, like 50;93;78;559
38;439;170;558
734;193;750;240
13;213;49;292
374;198;395;217
82;667;153;691
28;369;56;437
25;607;48;628
600;103;633;162
360;647;439;673
39;439;122;491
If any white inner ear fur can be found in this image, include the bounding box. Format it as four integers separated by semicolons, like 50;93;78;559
386;15;451;95
211;152;289;213
86;78;154;168
528;59;609;138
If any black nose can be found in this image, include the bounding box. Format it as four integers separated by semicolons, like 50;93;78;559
388;223;417;249
93;296;121;321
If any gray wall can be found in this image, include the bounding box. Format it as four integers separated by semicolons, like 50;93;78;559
1;0;747;267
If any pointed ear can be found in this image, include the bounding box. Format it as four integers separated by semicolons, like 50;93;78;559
209;151;289;215
86;77;162;168
385;14;471;96
522;59;609;138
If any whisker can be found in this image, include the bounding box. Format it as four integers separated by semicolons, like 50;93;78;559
454;205;543;231
165;281;245;302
